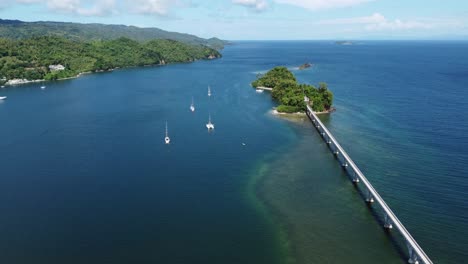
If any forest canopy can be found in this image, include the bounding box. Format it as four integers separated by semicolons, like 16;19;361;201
0;36;221;82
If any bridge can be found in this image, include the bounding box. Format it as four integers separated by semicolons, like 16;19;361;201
306;105;433;264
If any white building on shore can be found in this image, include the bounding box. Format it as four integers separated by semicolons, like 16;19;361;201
49;64;65;71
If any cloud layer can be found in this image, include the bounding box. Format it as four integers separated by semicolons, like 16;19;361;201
275;0;372;10
5;0;194;16
318;13;434;31
232;0;371;11
10;0;117;16
232;0;268;11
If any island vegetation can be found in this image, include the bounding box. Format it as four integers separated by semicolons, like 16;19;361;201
252;67;334;113
0;36;221;84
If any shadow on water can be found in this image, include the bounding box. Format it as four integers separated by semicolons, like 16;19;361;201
251;113;404;264
318;114;413;263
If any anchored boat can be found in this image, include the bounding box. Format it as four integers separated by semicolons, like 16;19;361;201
206;114;215;130
165;122;171;144
190;97;195;112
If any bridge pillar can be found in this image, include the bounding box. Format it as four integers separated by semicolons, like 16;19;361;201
407;244;420;264
366;190;374;203
352;172;360;183
342;161;349;168
384;214;393;229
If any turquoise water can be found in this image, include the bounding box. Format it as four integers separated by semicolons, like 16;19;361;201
0;41;467;263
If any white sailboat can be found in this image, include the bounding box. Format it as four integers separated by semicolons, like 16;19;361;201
206;114;215;130
165;122;171;144
208;86;212;97
0;96;6;100
40;86;46;89
190;97;195;112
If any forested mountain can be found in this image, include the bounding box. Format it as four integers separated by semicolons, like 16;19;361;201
0;36;221;83
0;19;226;50
0;19;225;84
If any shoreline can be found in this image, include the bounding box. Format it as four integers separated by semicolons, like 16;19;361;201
2;57;220;87
271;107;336;116
3;71;105;87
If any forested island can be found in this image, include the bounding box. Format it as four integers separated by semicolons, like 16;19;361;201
252;67;334;113
0;19;224;85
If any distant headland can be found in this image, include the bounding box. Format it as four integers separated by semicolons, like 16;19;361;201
335;41;354;45
251;67;334;114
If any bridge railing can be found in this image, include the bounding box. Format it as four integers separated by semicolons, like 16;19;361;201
306;105;433;264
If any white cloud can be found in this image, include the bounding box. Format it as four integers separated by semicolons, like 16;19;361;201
128;0;172;15
126;0;193;16
10;0;117;16
318;13;434;31
318;13;385;25
232;0;269;12
274;0;372;10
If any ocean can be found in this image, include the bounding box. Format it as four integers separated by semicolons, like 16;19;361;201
0;41;467;263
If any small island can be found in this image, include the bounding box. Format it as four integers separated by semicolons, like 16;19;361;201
335;41;354;45
299;63;312;70
252;67;334;114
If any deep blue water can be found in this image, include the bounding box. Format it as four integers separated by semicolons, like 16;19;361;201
0;41;467;263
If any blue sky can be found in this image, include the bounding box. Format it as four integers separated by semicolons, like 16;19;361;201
0;0;467;40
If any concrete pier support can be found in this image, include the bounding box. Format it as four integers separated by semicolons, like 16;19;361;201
352;172;360;183
407;244;420;264
366;190;375;203
384;214;393;229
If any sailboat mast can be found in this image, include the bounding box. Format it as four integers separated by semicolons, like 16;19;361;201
165;122;168;137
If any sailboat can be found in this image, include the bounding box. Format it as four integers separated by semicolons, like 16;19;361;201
0;96;6;100
40;86;46;90
190;97;195;112
165;122;171;144
206;114;215;130
208;86;212;97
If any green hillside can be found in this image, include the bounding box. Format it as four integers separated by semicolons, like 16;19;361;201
0;19;227;50
0;36;221;83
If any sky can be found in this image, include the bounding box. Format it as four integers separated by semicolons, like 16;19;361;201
0;0;467;40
